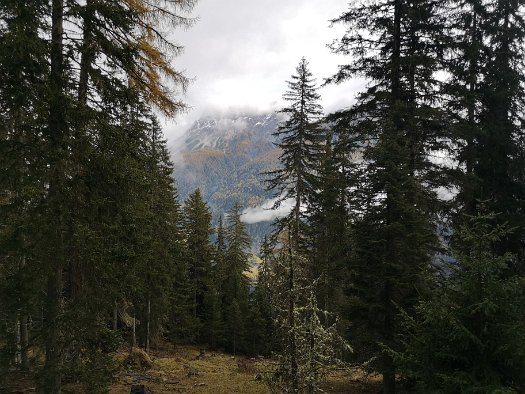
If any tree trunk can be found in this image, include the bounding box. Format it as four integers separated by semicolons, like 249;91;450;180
44;268;63;394
43;0;67;392
382;354;396;394
288;230;298;393
15;318;21;365
113;301;118;331
132;311;137;348
20;254;29;370
146;297;151;353
21;314;29;370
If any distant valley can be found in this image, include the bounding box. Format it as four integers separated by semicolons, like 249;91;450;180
170;112;286;249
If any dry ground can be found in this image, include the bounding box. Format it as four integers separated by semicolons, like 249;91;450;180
4;346;381;393
112;346;381;394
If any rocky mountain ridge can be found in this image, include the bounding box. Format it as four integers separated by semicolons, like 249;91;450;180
170;112;284;249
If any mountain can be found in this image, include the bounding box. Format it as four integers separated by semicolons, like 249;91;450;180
170;112;284;249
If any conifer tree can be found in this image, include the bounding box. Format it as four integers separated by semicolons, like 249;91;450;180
0;0;196;391
265;59;350;392
222;202;251;354
395;211;525;391
308;134;351;317
0;0;49;375
183;189;215;340
265;232;348;394
266;57;325;244
247;239;275;356
442;0;525;273
132;117;186;350
328;0;446;391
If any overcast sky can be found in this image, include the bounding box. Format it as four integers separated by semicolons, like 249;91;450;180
163;0;365;141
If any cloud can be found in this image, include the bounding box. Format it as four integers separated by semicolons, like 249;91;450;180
241;197;294;224
163;0;361;140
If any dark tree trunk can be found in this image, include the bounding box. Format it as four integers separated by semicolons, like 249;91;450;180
44;269;63;394
113;302;118;331
21;314;29;370
146;297;151;353
43;0;67;392
288;231;298;393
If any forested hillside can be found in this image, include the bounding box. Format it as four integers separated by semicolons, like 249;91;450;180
2;0;525;393
172;113;283;249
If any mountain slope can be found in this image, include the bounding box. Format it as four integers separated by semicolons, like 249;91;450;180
171;113;283;248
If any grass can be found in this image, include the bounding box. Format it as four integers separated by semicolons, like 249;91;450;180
3;345;382;393
110;345;382;394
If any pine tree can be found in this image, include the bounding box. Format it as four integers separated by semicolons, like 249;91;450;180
395;211;525;391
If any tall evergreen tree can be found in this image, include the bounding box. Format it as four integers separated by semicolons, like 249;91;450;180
308;134;351;317
266;57;325;244
183;189;215;341
222;202;251;354
0;0;49;376
442;0;525;274
328;0;447;391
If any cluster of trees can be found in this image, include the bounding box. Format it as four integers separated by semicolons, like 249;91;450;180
0;2;274;392
3;0;525;393
261;0;525;392
0;0;213;392
181;194;274;356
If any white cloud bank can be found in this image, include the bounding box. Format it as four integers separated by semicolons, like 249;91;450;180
241;197;294;224
163;0;365;141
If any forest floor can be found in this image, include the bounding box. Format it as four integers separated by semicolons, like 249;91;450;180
113;345;382;394
4;345;382;393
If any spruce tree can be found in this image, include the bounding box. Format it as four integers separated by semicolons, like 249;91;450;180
247;238;275;356
222;202;251;354
0;0;49;375
265;232;348;394
266;57;325;243
132;117;185;351
396;211;525;391
183;189;215;341
328;0;446;391
308;134;351;318
471;0;525;269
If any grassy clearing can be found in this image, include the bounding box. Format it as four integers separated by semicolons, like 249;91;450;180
110;345;381;394
3;345;381;393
